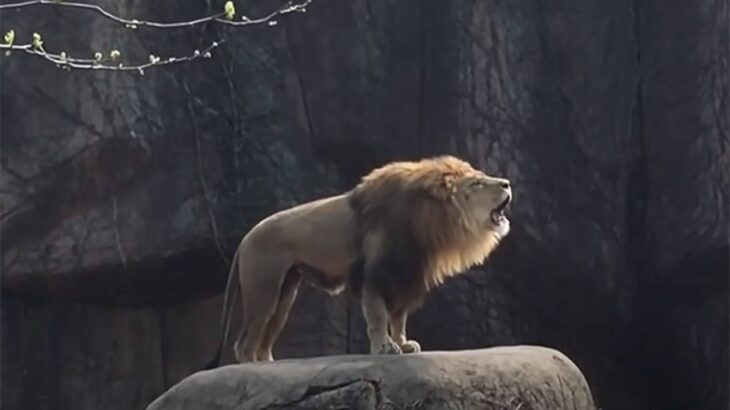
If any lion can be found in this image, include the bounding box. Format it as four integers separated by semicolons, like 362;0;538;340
204;155;512;367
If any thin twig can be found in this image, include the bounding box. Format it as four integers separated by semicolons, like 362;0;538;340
112;195;128;267
1;40;223;72
182;74;229;266
0;0;312;29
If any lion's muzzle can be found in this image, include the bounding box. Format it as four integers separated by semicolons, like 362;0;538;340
490;183;512;226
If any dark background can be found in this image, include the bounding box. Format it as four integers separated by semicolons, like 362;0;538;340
1;1;728;409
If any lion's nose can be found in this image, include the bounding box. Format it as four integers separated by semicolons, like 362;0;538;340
497;180;510;190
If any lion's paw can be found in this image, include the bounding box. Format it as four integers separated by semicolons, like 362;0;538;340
375;339;403;355
400;340;421;354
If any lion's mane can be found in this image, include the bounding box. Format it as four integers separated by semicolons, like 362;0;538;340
347;155;504;312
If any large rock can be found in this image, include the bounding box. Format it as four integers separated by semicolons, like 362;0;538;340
146;346;597;410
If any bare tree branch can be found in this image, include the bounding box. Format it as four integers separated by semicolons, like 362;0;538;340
1;40;223;73
0;0;312;29
0;0;313;71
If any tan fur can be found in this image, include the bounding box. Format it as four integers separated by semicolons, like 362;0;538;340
204;155;512;366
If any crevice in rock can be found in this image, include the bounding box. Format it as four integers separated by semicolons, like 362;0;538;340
312;140;388;188
283;16;318;148
624;0;651;386
415;4;427;158
263;378;383;409
158;309;170;390
2;245;231;307
627;0;648;288
0;137;152;251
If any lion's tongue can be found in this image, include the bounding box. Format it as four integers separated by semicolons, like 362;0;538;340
491;210;504;224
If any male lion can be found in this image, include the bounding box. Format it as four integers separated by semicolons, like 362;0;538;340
205;155;512;367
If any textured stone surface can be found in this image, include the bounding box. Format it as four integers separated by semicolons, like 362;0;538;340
146;346;596;410
1;0;727;410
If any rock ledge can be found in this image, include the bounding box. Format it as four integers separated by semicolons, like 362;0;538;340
146;345;597;410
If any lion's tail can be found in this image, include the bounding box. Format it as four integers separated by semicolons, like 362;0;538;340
202;248;241;370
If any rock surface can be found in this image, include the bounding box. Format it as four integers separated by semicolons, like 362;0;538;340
146;346;596;410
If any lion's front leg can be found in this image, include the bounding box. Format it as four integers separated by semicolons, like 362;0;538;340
361;284;402;355
389;310;421;354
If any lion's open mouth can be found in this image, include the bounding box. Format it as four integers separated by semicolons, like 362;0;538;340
490;195;511;225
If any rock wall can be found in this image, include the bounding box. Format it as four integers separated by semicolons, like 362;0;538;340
1;1;727;410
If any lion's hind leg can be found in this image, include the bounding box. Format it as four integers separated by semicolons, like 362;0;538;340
256;267;303;361
234;254;293;363
234;306;273;363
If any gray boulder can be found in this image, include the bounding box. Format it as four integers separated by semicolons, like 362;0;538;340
146;346;596;410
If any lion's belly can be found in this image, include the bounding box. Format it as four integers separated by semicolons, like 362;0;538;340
294;237;357;284
275;194;359;286
289;237;356;295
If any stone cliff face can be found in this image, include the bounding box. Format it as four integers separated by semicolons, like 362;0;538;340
1;1;727;410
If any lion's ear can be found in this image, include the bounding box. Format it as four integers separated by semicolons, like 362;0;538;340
429;172;458;200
